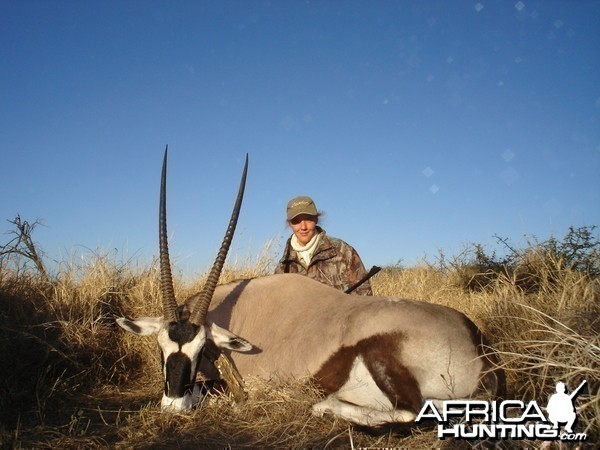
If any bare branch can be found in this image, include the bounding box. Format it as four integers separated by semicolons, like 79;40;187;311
1;214;49;282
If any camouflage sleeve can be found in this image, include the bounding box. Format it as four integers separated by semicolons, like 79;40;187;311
340;241;373;296
273;262;284;274
274;238;292;274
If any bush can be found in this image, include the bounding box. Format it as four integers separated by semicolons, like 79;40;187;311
434;226;600;293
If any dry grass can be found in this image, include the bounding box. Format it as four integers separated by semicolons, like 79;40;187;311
0;244;598;449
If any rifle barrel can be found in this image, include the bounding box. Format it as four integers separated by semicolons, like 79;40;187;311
569;380;587;400
345;266;381;294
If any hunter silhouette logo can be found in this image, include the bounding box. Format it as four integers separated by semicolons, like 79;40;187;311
415;379;588;442
546;380;586;434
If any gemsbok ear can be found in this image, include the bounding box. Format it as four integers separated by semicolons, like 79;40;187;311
209;323;253;352
116;316;163;336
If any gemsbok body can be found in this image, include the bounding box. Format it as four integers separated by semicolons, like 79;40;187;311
117;148;505;427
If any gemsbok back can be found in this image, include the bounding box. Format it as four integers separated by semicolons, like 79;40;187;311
117;148;505;427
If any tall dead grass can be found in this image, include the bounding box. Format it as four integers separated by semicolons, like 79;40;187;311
0;241;598;448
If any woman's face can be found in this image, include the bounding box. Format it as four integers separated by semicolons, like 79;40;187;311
289;214;317;246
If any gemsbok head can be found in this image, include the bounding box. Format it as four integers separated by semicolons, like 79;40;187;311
116;147;252;411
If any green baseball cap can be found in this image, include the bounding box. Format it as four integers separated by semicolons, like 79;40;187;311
286;196;318;221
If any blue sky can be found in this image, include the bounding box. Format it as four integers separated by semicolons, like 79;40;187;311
1;0;599;275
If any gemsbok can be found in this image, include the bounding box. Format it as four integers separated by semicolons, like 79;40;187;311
117;148;505;426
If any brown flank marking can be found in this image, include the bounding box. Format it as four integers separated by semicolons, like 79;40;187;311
313;333;423;414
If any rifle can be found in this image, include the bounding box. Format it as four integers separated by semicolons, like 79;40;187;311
345;266;381;294
569;380;587;400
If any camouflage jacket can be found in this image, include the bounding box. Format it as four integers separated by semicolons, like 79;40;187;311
274;228;373;296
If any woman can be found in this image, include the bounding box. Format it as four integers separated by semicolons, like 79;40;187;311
274;196;373;296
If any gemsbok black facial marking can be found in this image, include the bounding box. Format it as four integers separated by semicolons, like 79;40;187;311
167;321;199;345
165;352;193;397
